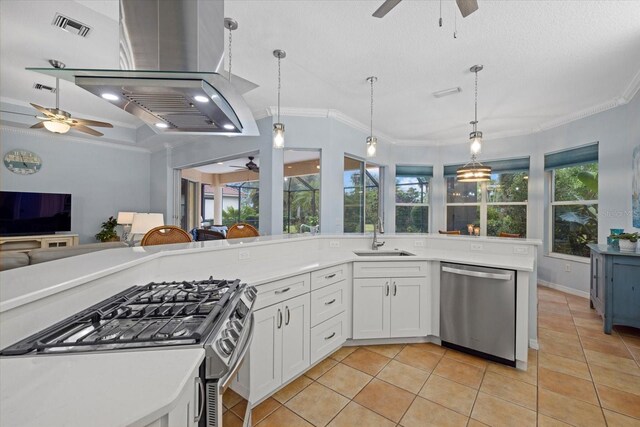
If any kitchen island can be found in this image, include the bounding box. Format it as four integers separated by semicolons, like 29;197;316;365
0;234;539;426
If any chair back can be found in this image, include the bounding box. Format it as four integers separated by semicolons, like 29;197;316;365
438;230;461;235
141;225;192;246
499;232;521;238
227;223;260;239
196;229;226;241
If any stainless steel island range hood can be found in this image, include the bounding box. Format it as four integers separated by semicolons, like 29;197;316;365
29;0;259;135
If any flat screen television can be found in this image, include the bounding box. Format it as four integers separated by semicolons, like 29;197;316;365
0;191;72;236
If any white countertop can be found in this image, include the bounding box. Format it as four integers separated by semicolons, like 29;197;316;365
0;347;204;427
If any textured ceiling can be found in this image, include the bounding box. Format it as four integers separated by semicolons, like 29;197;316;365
1;0;639;148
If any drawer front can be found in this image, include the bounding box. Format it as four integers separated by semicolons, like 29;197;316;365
311;280;347;327
310;312;346;364
255;273;310;310
311;264;348;291
353;261;428;278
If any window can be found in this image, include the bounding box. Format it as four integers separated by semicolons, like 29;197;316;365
343;157;383;233
395;165;432;233
546;143;598;258
283;150;320;233
222;181;259;229
445;157;529;237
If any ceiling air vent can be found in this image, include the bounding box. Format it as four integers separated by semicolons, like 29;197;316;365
52;13;91;37
33;83;56;93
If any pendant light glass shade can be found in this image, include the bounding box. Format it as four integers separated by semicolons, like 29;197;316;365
273;123;285;149
43;121;71;134
457;65;490;182
273;49;286;149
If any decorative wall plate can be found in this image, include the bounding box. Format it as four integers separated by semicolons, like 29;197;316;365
3;149;42;175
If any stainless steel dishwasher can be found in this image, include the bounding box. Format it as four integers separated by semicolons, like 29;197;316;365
440;262;516;366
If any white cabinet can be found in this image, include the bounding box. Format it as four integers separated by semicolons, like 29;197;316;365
353;262;430;340
310;311;347;364
248;293;310;403
144;365;202;427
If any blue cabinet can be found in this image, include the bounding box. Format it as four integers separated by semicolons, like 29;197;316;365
588;244;640;334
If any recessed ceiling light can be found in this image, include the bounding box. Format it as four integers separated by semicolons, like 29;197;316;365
194;95;209;103
101;93;119;101
155;123;169;129
223;124;235;130
217;162;224;165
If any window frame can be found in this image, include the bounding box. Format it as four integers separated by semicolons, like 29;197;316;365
445;171;529;237
547;164;598;260
395;173;431;233
343;155;384;233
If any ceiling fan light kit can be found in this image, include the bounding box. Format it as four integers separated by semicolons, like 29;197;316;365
273;49;286;149
366;76;378;158
457;64;491;182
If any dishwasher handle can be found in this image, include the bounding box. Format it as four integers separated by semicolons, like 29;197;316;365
442;266;512;281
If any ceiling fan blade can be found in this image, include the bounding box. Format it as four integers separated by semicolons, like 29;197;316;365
30;103;54;117
372;0;402;18
70;118;114;128
73;124;104;137
456;0;478;18
30;122;45;129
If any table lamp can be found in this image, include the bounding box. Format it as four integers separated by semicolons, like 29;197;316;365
117;212;136;241
130;213;164;242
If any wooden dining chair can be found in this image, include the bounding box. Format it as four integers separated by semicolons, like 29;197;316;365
499;232;521;238
438;230;461;235
141;225;193;246
227;223;260;239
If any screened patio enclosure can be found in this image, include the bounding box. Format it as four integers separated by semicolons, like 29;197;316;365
283;174;320;233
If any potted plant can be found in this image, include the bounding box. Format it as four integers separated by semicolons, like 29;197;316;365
611;232;638;252
95;216;120;242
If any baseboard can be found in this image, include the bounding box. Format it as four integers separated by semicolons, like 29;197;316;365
538;280;589;299
345;336;437;347
529;339;539;350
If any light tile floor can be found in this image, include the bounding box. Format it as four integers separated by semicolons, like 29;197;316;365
223;286;640;426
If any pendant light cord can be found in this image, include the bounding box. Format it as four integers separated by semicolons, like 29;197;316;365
277;55;281;123
228;27;233;82
474;69;478;132
370;77;374;138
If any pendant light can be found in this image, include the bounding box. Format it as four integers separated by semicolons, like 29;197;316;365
456;65;491;182
366;76;378;157
273;49;286;149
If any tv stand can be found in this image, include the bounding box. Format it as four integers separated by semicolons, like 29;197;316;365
0;234;79;253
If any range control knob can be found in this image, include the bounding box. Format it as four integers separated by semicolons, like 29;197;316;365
230;320;243;332
224;327;240;342
235;303;249;319
217;338;235;357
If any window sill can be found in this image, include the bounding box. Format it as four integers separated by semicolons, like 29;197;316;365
545;252;590;264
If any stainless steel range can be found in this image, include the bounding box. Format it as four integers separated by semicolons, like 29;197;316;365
0;277;257;427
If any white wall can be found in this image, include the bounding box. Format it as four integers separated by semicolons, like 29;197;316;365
0;127;151;243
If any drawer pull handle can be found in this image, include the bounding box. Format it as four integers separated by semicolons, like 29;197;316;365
324;332;336;340
325;273;337;279
325;298;336;306
275;287;291;295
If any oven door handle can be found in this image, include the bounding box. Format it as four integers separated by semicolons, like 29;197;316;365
194;376;205;423
220;313;255;392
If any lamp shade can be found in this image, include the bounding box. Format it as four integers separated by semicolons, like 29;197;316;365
130;213;164;235
43;121;71;134
116;211;136;225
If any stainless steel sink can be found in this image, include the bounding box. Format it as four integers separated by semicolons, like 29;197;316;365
353;250;415;257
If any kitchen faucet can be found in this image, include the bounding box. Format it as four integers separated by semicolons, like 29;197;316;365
372;216;385;250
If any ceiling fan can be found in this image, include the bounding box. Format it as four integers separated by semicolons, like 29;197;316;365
230;156;260;173
373;0;478;18
29;60;113;137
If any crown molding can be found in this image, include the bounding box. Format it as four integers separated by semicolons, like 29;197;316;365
536;97;623;132
621;68;640;103
0;125;151;153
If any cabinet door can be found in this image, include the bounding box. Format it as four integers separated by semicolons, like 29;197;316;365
353;278;390;339
390;277;426;337
249;303;283;403
281;293;311;383
611;262;640;324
